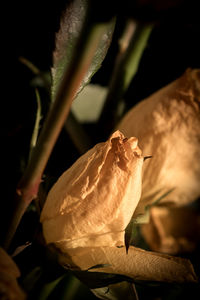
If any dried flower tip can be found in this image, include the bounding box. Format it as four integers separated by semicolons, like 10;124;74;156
40;130;143;250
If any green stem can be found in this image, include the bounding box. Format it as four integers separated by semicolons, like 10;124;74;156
19;57;51;91
20;57;91;155
29;89;42;161
3;17;110;249
98;21;153;138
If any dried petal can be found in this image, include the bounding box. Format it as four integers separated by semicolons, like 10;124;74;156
41;131;143;249
0;247;26;300
117;69;200;215
41;130;198;284
58;245;198;283
0;248;20;278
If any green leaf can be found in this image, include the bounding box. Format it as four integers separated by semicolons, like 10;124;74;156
122;24;153;91
22;266;43;292
91;281;139;300
73;270;129;289
51;0;115;100
36;275;65;300
124;218;136;254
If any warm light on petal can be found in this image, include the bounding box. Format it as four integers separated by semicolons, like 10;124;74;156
58;245;197;283
40;129;198;284
41;130;143;249
117;69;200;215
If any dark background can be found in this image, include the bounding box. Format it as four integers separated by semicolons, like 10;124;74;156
1;0;200;242
1;1;200;299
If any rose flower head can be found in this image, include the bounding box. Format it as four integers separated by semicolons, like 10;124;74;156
40;130;143;251
40;130;197;284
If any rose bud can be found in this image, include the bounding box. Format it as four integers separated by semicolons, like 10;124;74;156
40;130;143;251
117;68;200;215
40;130;197;284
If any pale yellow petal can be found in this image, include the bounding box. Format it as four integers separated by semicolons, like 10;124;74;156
117;69;200;214
58;245;197;283
41;130;143;248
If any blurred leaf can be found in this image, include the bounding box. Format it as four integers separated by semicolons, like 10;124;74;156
125;188;176;251
71;84;107;123
91;281;139;300
73;270;129;289
36;275;65;300
51;0;115;100
122;24;153;91
98;22;153;135
133;212;150;225
22;266;43;292
53;274;81;300
87;264;112;271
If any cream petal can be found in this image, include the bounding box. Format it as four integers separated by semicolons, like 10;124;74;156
41;130;143;247
117;69;200;214
58;245;197;283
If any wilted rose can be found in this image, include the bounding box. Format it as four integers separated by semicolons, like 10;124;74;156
41;130;143;250
117;68;200;216
40;130;197;284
